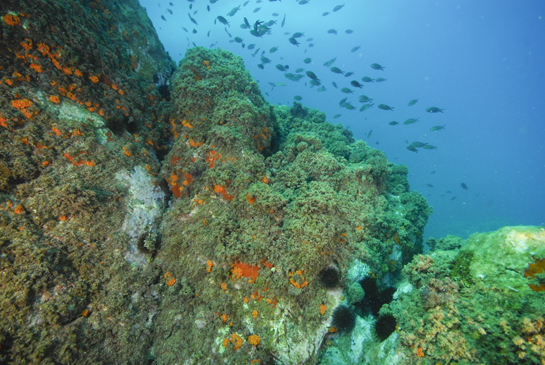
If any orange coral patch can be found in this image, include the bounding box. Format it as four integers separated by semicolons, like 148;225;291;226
525;257;545;292
260;259;273;269
38;43;49;56
122;146;132;157
246;193;256;205
189;138;203;148
233;261;259;282
182;171;193;184
63;153;78;165
171;183;182;198
206;150;221;168
231;333;243;351
3;14;21;26
206;260;214;273
63;153;94;167
11;99;32;110
49;95;60;104
66;92;76;101
231;266;243;280
164;272;176;286
525;257;545;279
20;39;32;50
289;270;308;289
51;58;62;70
320;304;327;315
248;334;260;346
529;283;545;292
213;185;234;201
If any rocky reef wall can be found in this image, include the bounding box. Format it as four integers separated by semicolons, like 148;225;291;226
152;46;430;364
0;2;433;364
390;226;545;365
1;0;175;363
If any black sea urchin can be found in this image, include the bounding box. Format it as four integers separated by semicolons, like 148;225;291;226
359;277;380;299
359;277;397;316
331;305;356;333
319;266;340;288
374;312;397;341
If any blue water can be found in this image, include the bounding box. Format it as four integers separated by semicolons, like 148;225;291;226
140;0;545;240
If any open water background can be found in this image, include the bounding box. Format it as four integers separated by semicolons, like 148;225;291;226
140;0;545;240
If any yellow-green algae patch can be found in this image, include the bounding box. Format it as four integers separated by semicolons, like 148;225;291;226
384;226;545;365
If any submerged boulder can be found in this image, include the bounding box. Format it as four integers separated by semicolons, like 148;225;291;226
152;47;431;364
385;226;545;365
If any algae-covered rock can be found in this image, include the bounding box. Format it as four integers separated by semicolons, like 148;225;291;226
346;282;365;304
388;226;545;365
427;234;465;251
0;2;433;363
0;0;173;363
151;47;430;364
463;226;545;292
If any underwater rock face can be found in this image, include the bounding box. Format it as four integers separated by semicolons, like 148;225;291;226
152;46;430;364
0;0;174;363
0;2;432;364
464;226;545;292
